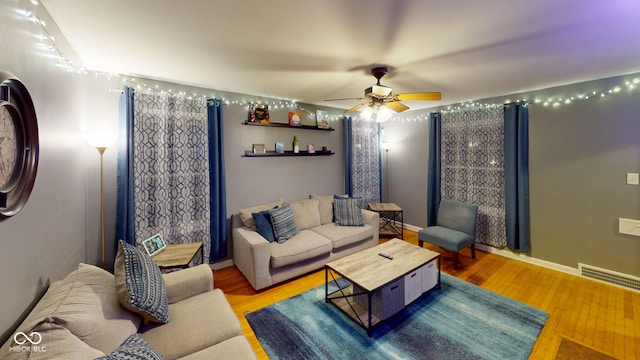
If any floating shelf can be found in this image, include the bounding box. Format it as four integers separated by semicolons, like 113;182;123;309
243;121;334;131
243;150;335;158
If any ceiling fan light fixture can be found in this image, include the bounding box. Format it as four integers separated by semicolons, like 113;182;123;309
372;85;392;98
376;105;393;123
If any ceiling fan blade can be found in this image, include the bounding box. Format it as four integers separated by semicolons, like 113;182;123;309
396;92;442;101
384;101;410;113
346;103;366;112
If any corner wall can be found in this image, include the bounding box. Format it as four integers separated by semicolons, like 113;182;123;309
0;0;119;343
383;73;640;277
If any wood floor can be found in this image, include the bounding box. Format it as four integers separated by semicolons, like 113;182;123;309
214;231;640;359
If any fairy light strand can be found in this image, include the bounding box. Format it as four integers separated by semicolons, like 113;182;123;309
20;0;640;125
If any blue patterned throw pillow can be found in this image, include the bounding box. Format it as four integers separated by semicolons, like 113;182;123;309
96;333;165;360
115;240;169;324
333;196;364;226
253;208;276;243
269;203;299;243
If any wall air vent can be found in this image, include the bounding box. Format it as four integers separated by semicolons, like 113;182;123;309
578;263;640;292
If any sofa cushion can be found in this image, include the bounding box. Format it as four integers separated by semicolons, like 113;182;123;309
2;263;140;355
115;240;169;324
239;198;284;231
1;322;105;360
269;230;332;269
139;289;243;360
269;203;299;243
289;198;321;230
178;336;256;360
333;196;364;226
311;223;375;250
96;333;164;360
252;209;276;243
310;194;346;225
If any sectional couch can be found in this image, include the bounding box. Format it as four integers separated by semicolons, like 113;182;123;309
232;194;380;290
1;247;257;359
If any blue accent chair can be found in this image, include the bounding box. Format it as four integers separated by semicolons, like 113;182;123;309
418;199;478;269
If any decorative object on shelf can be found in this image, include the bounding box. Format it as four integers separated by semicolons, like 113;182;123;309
321;146;329;153
243;150;334;157
289;111;302;127
275;142;284;154
249;103;270;124
293;136;299;154
307;144;315;153
0;71;39;221
316;110;330;129
243;121;334;131
252;143;266;154
86;132;118;268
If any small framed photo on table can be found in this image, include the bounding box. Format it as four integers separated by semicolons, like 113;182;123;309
142;234;167;257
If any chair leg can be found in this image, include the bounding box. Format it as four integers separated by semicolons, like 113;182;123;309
418;240;424;247
453;251;461;269
470;243;476;259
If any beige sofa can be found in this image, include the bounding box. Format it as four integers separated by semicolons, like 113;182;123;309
0;263;257;360
232;195;380;291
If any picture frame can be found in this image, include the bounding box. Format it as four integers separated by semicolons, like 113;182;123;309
142;233;167;257
252;143;266;154
316;110;330;129
275;141;284;154
249;103;270;124
289;111;302;127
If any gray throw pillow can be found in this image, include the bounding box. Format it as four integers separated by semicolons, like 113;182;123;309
333;196;364;226
269;203;299;243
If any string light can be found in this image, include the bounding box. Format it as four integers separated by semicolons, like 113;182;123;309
18;0;639;125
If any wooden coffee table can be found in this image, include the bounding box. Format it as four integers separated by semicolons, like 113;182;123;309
325;239;440;336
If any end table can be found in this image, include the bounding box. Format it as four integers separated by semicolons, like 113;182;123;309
152;242;204;270
368;203;404;239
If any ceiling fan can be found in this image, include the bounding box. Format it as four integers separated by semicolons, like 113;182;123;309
325;66;442;118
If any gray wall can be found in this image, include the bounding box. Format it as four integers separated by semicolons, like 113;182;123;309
0;0;119;343
383;74;640;277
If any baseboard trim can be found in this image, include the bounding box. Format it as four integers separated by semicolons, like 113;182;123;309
209;258;234;270
404;223;579;276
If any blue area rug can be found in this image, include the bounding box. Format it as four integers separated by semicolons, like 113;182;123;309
246;274;548;360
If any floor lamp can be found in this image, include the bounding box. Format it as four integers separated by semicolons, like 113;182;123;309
381;142;393;202
86;134;117;268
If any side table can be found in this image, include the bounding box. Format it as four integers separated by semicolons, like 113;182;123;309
152;242;204;270
368;203;404;239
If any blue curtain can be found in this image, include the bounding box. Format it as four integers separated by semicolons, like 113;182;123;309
504;103;530;252
427;112;442;226
207;99;227;261
343;116;353;196
115;86;136;246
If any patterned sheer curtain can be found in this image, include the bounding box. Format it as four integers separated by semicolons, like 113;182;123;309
132;91;211;261
344;117;381;205
440;106;506;247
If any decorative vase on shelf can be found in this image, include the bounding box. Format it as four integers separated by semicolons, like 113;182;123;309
293;136;299;153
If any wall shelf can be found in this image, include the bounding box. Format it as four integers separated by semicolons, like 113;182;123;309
243;150;335;158
243;121;335;131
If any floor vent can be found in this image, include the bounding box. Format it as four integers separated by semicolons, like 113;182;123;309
578;263;640;292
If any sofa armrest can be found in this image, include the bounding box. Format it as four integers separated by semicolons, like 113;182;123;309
232;227;272;291
362;209;379;227
162;264;213;304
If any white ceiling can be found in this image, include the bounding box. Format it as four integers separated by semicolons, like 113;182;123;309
41;0;640;111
